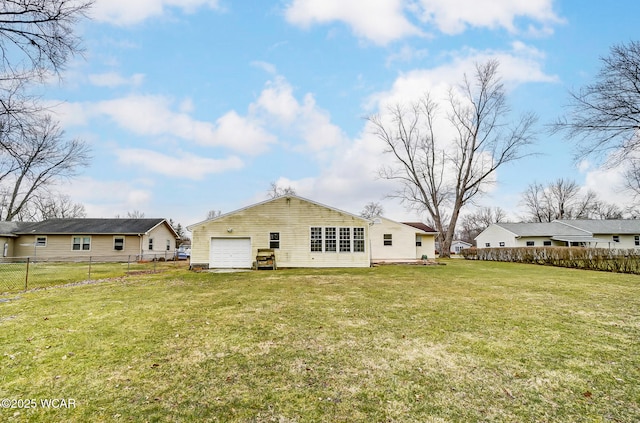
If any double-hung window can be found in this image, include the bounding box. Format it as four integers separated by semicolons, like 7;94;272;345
310;227;323;252
339;228;351;252
324;227;336;252
73;236;91;251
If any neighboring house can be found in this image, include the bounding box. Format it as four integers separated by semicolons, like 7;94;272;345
369;217;437;262
188;195;371;269
0;221;21;257
8;218;179;260
187;195;438;269
476;219;640;249
451;240;473;254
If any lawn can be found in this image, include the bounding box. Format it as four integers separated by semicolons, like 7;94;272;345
0;260;638;422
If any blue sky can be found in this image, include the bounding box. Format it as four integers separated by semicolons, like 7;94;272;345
41;0;640;229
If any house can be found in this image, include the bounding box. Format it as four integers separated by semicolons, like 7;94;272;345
188;195;370;268
450;240;473;254
6;218;180;260
369;217;437;262
0;221;21;257
187;195;438;269
475;219;640;249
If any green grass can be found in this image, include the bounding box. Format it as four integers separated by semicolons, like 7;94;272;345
1;260;639;422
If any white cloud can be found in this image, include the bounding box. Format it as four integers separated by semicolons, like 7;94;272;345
57;95;277;155
90;0;221;25
58;176;154;217
115;148;244;180
252;76;349;153
284;0;423;45
88;72;145;87
415;0;562;35
284;0;562;44
369;43;557;110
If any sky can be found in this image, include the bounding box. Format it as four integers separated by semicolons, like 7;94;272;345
38;0;640;230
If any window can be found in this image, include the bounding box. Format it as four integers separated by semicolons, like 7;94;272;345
36;237;47;247
148;238;154;251
613;235;620;243
544;241;552;246
311;226;364;253
310;227;323;252
635;235;640;246
485;243;491;248
339;228;351;252
526;241;535;246
353;228;365;252
114;237;125;251
325;227;336;252
270;232;280;249
73;236;90;251
499;242;505;247
383;234;392;246
166;240;171;251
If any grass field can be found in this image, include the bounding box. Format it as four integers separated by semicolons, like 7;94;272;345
1;260;639;422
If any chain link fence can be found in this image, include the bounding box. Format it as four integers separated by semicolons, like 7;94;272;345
0;254;188;294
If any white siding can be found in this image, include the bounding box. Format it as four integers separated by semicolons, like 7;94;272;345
475;225;519;248
369;218;436;261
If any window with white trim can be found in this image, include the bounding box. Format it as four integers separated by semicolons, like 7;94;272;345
310;226;365;253
325;227;336;252
635;235;640;246
270;232;280;249
148;238;154;251
353;228;365;252
114;237;125;251
383;234;392;246
166;239;171;251
36;236;47;247
310;227;323;252
339;228;351;252
72;236;91;251
613;235;620;243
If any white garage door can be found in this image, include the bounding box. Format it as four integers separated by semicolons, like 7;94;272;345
210;237;252;268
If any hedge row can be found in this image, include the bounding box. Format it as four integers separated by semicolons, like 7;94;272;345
460;246;640;274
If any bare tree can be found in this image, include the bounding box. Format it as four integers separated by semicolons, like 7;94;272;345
457;206;507;244
552;41;640;163
206;209;222;220
360;201;384;219
0;0;93;80
126;210;145;218
520;178;620;222
369;60;537;257
0;114;90;220
267;181;296;199
19;192;86;221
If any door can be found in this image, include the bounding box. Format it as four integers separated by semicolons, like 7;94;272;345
210;238;252;268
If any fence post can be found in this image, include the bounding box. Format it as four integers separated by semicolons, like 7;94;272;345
24;257;30;291
127;255;131;275
88;256;92;280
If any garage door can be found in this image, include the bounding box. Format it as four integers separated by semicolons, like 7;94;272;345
210;238;252;268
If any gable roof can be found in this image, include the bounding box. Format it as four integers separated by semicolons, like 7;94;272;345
401;221;438;233
557;219;640;234
0;221;25;237
14;218;179;238
188;195;370;229
490;222;590;238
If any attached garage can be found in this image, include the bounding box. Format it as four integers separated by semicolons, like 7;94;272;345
210;237;252;268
